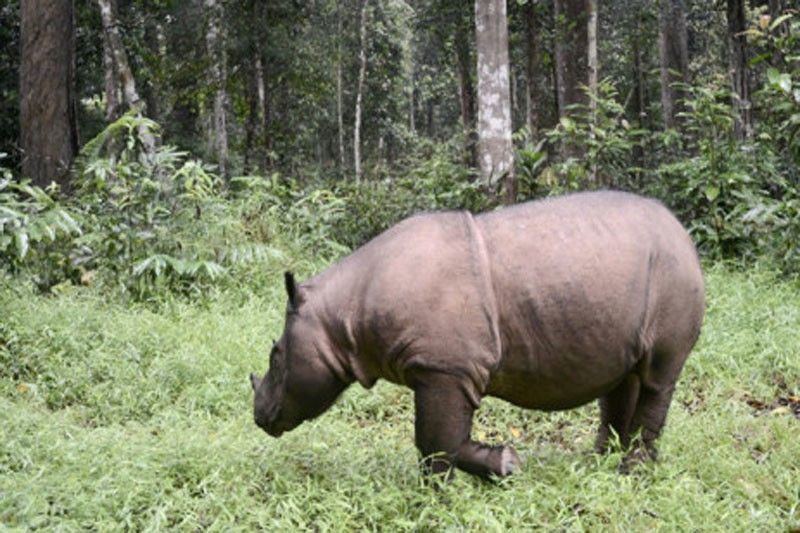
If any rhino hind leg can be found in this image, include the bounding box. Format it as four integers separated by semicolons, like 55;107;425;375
595;373;641;453
619;345;691;472
413;372;521;481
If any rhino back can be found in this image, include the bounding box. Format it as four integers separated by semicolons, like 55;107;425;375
477;191;704;409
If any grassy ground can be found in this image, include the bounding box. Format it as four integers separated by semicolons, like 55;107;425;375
1;263;798;531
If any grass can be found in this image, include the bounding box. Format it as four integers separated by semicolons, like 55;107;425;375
1;262;798;531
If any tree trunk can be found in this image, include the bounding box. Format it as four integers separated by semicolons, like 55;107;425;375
337;0;346;170
658;0;689;130
587;0;598;183
205;0;228;177
354;0;369;183
454;12;477;168
475;0;515;202
19;0;79;191
727;0;751;140
408;42;416;135
244;52;261;173
97;0;156;154
524;0;540;140
554;0;589;163
587;0;598;111
633;37;648;126
554;0;589;117
103;33;120;122
142;21;164;123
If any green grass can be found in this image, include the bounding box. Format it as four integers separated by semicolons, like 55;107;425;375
1;263;798;531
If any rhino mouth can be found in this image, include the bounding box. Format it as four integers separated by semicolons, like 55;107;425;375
254;410;296;438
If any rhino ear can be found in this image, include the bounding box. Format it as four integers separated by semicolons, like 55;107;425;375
284;271;305;310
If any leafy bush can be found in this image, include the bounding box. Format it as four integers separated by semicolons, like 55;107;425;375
649;80;767;259
520;81;648;197
72;113;231;297
0;159;82;289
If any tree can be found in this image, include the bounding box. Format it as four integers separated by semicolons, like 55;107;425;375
354;0;369;182
19;0;79;191
554;0;589;118
587;0;598;181
475;0;514;201
727;0;751;140
658;0;689;130
524;0;541;139
97;0;156;154
205;0;228;177
102;17;120;122
587;0;598;114
337;0;346;170
454;9;477;167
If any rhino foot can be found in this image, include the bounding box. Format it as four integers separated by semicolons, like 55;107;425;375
498;446;522;477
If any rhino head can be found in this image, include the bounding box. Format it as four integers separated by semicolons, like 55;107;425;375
251;272;349;437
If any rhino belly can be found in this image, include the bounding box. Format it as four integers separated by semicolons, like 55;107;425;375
486;344;633;410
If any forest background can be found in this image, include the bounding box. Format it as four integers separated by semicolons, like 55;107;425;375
1;0;799;530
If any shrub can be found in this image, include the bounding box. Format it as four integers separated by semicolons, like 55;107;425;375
0;158;82;289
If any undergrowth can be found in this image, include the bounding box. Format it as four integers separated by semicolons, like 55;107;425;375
1;264;798;530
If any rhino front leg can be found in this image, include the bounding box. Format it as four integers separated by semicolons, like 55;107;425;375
413;372;521;480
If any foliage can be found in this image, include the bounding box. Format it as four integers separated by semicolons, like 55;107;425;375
650;80;767;259
71;113;229;297
233;142;487;255
749;11;800;179
0;158;82;289
516;81;648;198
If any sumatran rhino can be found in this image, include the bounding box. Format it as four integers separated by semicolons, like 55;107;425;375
250;191;704;479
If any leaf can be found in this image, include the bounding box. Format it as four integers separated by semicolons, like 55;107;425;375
766;67;780;86
57;210;82;235
778;73;792;94
14;230;29;259
769;13;792;32
705;185;720;202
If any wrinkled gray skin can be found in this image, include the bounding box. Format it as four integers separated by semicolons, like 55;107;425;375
251;191;704;479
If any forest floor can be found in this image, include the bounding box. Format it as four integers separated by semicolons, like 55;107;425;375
1;264;798;531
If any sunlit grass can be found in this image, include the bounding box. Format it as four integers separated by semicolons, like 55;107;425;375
1;263;798;530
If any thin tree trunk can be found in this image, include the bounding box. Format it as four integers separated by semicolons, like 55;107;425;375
97;0;156;154
475;0;515;202
588;0;598;108
262;68;272;168
454;13;476;168
103;34;119;122
244;51;260;173
633;37;647;126
554;0;589;161
205;0;228;177
587;0;598;183
727;0;751;140
554;0;589;116
354;0;369;183
19;0;79;191
658;0;689;130
337;0;346;170
408;42;416;134
524;0;540;140
631;35;647;185
142;21;164;123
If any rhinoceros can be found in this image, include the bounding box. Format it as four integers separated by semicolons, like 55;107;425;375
250;191;704;479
